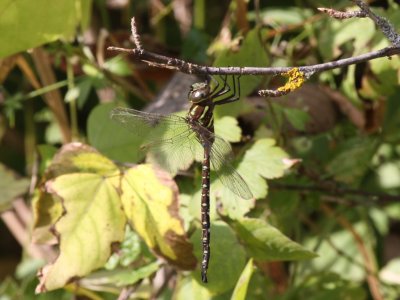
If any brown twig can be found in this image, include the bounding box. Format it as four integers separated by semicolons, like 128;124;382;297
318;7;367;20
353;0;400;46
2;198;58;262
108;0;400;81
130;17;143;50
117;286;135;300
108;43;400;76
31;48;71;143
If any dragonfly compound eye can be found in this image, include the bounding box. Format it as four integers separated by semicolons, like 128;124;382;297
189;83;210;103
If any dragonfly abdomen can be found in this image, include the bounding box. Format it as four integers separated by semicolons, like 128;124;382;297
200;144;211;283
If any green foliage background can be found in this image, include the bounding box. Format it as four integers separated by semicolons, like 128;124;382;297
1;0;400;299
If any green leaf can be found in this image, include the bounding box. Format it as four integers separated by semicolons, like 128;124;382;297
106;227;142;269
104;261;160;286
37;144;58;176
0;277;20;299
36;172;126;292
190;221;247;295
230;259;254;300
326;137;379;185
380;258;400;285
283;107;310;132
75;78;94;109
103;56;132;76
236;138;290;199
302;222;371;282
359;36;400;99
382;88;400;141
181;28;210;63
87;103;145;163
251;7;313;25
0;163;30;212
0;0;92;58
211;138;290;219
213;28;269;117
318;18;375;60
230;218;317;261
377;162;400;189
214;116;242;143
174;276;213;300
211;186;256;220
120;164;196;270
242;139;289;179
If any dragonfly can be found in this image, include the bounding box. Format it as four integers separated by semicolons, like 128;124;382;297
110;75;252;283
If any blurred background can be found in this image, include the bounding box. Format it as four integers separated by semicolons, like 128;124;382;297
1;0;400;299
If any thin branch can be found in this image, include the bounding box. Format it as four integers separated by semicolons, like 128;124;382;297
318;7;367;20
108;44;400;75
353;0;400;46
107;0;400;98
130;17;143;50
117;286;135;300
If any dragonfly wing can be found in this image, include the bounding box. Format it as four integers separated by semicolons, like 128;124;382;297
209;136;253;200
110;107;188;134
110;107;202;174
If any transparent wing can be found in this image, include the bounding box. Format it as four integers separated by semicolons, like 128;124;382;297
210;136;253;200
111;107;252;198
110;107;202;174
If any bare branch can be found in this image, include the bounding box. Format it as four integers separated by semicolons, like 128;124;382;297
108;2;400;97
130;17;143;50
318;7;366;20
353;0;400;46
108;45;400;75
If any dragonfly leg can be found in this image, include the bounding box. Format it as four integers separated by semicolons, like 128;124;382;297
210;74;230;97
214;75;241;105
208;74;220;93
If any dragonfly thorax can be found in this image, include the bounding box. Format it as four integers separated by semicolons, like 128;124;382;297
188;82;211;104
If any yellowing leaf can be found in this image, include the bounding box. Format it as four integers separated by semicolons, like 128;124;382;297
31;191;62;244
33;143;119;244
120;164;196;270
46;142;118;178
36;173;126;292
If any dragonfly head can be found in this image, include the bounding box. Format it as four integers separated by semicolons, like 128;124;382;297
188;82;211;104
